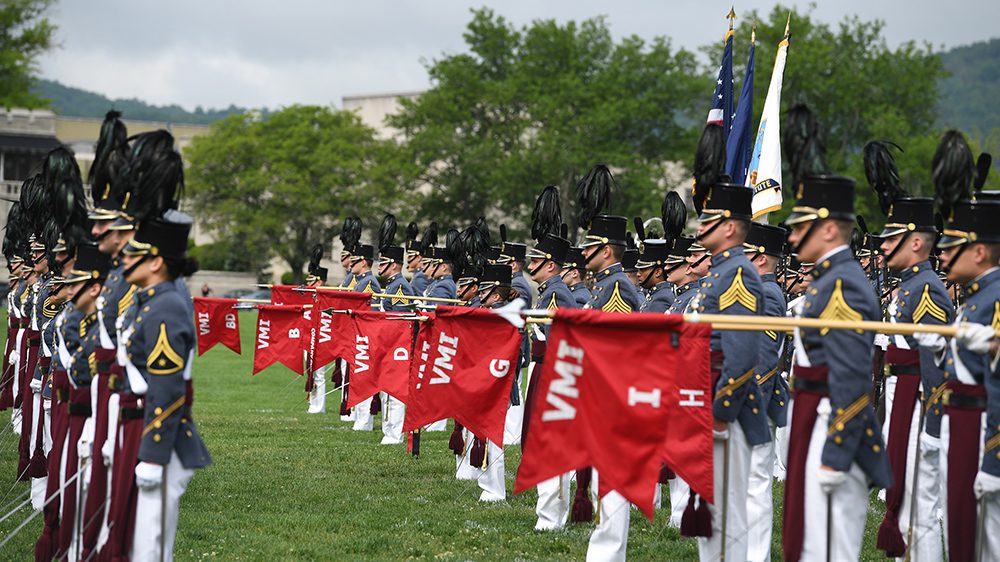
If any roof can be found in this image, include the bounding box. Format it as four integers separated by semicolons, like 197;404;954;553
0;133;63;154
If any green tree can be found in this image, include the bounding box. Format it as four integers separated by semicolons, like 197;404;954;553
390;9;708;239
0;0;56;108
184;106;412;282
715;5;944;224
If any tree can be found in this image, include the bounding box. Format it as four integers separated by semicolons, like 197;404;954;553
390;9;708;239
184;106;413;282
0;0;56;109
713;5;944;224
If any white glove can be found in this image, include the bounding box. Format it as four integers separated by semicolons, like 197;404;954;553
956;323;996;355
101;437;114;467
713;428;729;442
816;468;847;495
974;470;1000;499
912;331;946;353
134;462;163;490
78;437;92;460
919;432;941;452
873;334;890;350
28;377;42;392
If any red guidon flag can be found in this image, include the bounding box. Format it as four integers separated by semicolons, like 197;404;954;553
193;298;241;355
313;291;372;369
269;284;316;306
403;306;520;445
253;305;309;375
345;311;416;407
514;309;713;519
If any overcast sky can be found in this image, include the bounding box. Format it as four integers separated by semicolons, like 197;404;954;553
38;0;999;111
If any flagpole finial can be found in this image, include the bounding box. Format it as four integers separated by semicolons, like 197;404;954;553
784;13;791;36
751;22;757;44
727;7;737;30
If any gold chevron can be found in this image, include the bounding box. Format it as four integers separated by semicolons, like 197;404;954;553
828;394;870;436
88;352;97;376
42;296;59;319
719;267;757;312
912;284;948;324
602;282;633;313
147;323;184;375
362;282;374;295
765;330;778;341
391;285;406;306
548;292;558;310
818;279;862;335
118;285;137;317
993;302;1000;333
346;276;357;290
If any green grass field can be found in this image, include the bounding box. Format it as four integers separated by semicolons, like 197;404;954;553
0;310;889;560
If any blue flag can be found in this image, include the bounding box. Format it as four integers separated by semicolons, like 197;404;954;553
726;41;755;185
706;30;734;143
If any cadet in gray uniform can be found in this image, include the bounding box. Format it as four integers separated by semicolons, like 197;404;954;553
348;243;382;431
784;175;891;562
689;182;767;562
561;247;592;307
635;240;673;313
120;213;211;562
742;222;790;562
377;215;415;444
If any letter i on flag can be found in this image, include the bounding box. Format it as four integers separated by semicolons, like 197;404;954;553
725;27;755;186
747;17;791;219
706;11;735;142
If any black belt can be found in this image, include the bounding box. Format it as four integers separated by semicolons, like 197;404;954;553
69;403;92;416
97;360;112;373
792;378;830;394
120;407;145;420
944;392;987;410
56;389;69;401
887;364;921;376
28;339;40;347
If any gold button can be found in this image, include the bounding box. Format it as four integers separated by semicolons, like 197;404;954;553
912;266;919;273
723;400;731;407
779;401;785;406
752;408;759;414
972;283;979;292
873;445;881;453
835;436;843;444
154;420;162;429
723;251;730;258
186;430;193;437
148;289;155;296
728;378;735;384
154;407;163;415
775;389;780;395
822;260;830;268
136;316;142;322
866;428;874;437
749;394;755;401
836;422;845;431
153;434;161;442
837;408;844;415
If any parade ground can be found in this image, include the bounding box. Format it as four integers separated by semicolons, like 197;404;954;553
0;310;890;560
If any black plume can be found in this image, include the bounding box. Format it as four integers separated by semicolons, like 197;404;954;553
863;141;907;216
560;224;568;239
419;221;438;255
692;124;725;214
458;220;492;273
405;221;419;243
975;153;993;192
445;228;461;263
340;216;362;253
473;216;492;246
378;214;397;252
932;130;974;220
121;130;183;221
18;174;47;238
499;224;508;243
633;217;645;241
850;228;864;256
576;164;614;228
3;203;24;261
89;110;129;208
42;147;90;257
856;214;869;235
661;191;687;248
308;244;324;271
531;185;562;241
784;104;829;191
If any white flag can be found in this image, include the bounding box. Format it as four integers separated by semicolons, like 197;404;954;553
746;34;790;219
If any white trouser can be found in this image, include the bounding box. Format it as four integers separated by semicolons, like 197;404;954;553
668;477;689;528
380;394;405;444
747;424;777;562
96;392;120;552
888;399;943;562
698;422;751;562
352;395;374;431
587;470;630;562
63;435;90;561
30;394;50;510
131;451;195;562
339;361;352;422
504;369;525;445
478;440;505;502
535;473;571;530
10;331;23;434
800;398;868;562
983;490;1000;562
425;419;448;432
773;396;791;480
307;365;326;414
455;429;479;481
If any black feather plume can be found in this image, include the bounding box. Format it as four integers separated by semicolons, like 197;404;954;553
863;140;907;216
42;147;89;259
419;222;438;255
856;215;869;235
576;164;614;228
405;222;419;243
560;224;568;239
932;130;974;220
89;110;129;208
633;217;646;242
340;216;362;253
378;214;398;253
18;174;47;239
850;228;864;256
445;228;461;264
975;153;993;192
121;130;183;221
783;104;829;191
531;185;562;241
692;124;725;214
308;244;324;271
661;191;687;248
499;224;507;243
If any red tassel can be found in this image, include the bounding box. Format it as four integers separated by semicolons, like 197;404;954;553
469;437;486;468
448;423;465;455
659;464;675;483
332;359;343;387
304;373;314;393
33;528;55;562
27;447;47;478
681;494;712;538
369;395;381;415
571;468;594;523
875;517;907;557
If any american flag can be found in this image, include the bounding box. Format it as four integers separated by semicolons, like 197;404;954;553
706;29;735;143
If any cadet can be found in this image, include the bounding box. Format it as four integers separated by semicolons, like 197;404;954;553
498;240;532;306
784;175;891;561
377;214;415;445
690;181;768;562
743;222;790;562
875;198;951;561
305;246;329;415
407;222;433;295
348;242;382;431
120;213;212;561
668;237;707;315
635;240;673;312
560;247;592;307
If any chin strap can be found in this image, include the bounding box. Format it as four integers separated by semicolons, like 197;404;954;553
639;266;660;289
527;258;549;278
883;231;912;268
70;280;96;305
695;219;725;242
122;254;149;281
582;244;606;267
940;242;970;276
791;219;822;257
